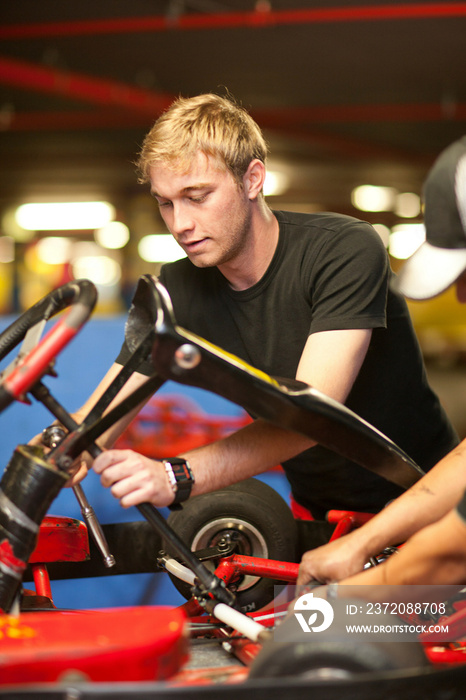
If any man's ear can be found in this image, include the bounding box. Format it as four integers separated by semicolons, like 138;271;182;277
244;159;266;200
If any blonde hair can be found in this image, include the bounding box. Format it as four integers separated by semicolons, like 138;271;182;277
137;93;268;185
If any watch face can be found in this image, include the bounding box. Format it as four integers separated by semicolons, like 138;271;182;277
172;460;192;483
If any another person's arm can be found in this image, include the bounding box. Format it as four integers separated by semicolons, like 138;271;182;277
297;438;466;584
339;496;466;587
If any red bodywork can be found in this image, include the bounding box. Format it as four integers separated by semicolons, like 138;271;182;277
28;515;89;599
1;516;188;686
0;606;188;684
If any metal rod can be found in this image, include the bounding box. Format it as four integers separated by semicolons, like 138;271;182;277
31;381;234;604
32;383;115;568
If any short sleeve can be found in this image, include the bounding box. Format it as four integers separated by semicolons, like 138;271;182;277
308;222;389;335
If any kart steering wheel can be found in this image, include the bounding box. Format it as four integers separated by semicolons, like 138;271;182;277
0;279;97;414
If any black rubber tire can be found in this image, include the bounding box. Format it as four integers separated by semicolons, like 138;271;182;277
249;609;430;680
165;478;298;612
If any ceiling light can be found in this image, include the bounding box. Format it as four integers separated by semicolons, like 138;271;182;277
36;237;72;265
95;221;130;249
264;170;290;197
394;192;421;218
351;185;397;212
389;224;426;259
2;209;35;242
138;234;186;263
15;202;115;231
0;236;15;263
72;256;121;286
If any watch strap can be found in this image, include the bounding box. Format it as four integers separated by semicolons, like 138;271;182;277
162;458;194;504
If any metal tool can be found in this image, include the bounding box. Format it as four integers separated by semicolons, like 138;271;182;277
41;425;115;568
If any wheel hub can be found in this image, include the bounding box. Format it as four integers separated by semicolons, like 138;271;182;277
191;517;268;592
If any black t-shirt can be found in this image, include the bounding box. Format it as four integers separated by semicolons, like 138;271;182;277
117;210;458;517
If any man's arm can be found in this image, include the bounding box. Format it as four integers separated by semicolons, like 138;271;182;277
297;437;466;584
71;363;153;447
295;328;372;401
93;327;373;508
47;363;154;485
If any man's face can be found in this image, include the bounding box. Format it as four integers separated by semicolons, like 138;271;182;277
149;152;253;270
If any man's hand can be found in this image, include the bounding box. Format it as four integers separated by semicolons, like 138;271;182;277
29;426;90;487
66;460;90;487
297;532;369;585
93;449;175;508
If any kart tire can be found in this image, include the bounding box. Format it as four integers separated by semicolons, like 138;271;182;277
249;610;430;680
165;478;298;612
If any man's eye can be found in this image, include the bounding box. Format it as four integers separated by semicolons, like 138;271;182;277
157;200;172;208
190;194;208;204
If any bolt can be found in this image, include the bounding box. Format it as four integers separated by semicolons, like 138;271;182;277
58;456;73;470
174;344;201;370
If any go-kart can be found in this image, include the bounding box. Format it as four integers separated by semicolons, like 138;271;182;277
0;276;465;699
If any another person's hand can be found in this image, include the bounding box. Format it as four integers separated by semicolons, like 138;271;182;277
297;532;369;585
93;449;175;508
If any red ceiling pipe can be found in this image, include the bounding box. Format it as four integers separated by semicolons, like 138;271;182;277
253;102;466;125
7;102;466;134
2;106;429;163
259;122;430;162
1;54;463;129
1;3;466;39
2;110;153;131
0;55;174;115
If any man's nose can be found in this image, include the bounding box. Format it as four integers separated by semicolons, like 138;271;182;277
171;204;193;234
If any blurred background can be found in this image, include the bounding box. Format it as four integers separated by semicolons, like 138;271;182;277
0;1;466;606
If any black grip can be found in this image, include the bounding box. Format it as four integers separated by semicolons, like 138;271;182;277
0;279;97;362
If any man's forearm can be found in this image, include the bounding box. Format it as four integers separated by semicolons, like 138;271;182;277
93;417;317;509
71;363;153;449
182;418;315;496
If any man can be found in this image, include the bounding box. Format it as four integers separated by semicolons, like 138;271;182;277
80;94;456;524
298;136;466;586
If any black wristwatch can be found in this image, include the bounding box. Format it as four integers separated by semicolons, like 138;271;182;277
162;458;195;505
